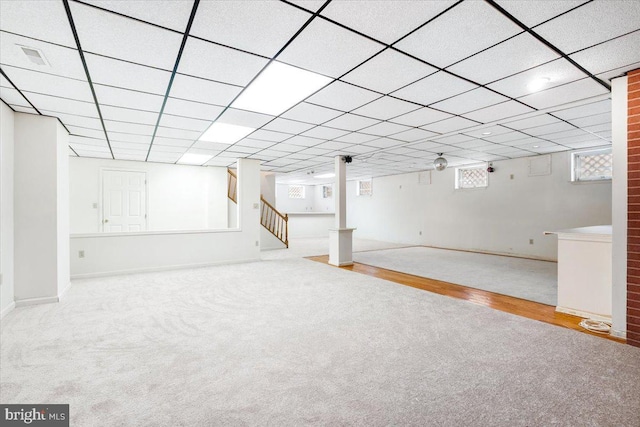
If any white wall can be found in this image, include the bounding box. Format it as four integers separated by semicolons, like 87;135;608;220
71;158;262;277
611;76;628;338
347;152;612;261
0;103;15;316
14;113;69;303
69;157;228;233
276;183;335;213
288;214;335;238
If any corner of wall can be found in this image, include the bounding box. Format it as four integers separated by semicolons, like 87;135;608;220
0;102;16;316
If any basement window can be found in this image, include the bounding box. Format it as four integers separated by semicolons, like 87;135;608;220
288;185;305;199
571;148;612;182
357;179;372;196
455;165;488;189
322;185;333;198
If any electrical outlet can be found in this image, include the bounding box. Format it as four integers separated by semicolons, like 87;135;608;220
92;202;98;209
419;231;422;235
529;239;534;245
79;250;85;258
255;241;259;247
510;174;514;180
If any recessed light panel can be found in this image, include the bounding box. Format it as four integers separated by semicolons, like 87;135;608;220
528;77;550;92
199;122;256;144
231;61;332;116
315;173;335;179
177;153;214;165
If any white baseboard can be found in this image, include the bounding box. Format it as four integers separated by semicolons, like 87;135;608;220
610;329;627;339
556;306;612;322
58;281;72;300
1;301;16;319
15;295;60;307
70;257;262;279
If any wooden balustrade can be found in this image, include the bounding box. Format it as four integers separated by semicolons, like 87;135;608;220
227;168;288;247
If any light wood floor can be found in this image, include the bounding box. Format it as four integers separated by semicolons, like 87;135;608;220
307;256;625;344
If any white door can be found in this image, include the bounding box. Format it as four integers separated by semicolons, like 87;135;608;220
102;170;147;232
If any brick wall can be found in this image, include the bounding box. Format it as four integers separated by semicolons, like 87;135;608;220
628;69;640;347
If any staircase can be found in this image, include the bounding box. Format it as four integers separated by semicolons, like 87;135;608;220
227;169;288;248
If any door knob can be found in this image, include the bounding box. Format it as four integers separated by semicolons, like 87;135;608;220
104;219;109;223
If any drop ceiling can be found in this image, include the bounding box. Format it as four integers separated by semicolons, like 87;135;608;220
1;0;638;184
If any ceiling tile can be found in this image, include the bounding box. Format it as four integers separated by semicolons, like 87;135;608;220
178;37;268;86
447;33;559;85
388;107;453;127
217;108;275;128
359;121;412;137
0;86;30;107
569;30;640;75
392;72;477;106
350;96;419;120
94;84;165;111
159;115;211;132
169;74;242;106
534;0;640;54
301;126;349;140
395;0;521;68
109;132;151;144
550;99;611;120
10;104;38;114
281;102;343;124
43;111;102;130
3;68;93;102
363;138;406;149
568;112;611;128
100;105;159;125
155;127;201;140
420;116;478;134
0;0;76;47
85;53;171;95
249;129;292;142
523;121;576;137
69;1;184;69
278;18;384;78
518;78;609;110
389;128;438;142
0;33;86;80
597;61;640;82
342;49;437;94
462;125;514;138
285;135;324;147
262;118;317;134
305;81;380;112
462;100;535;124
67;125;106;139
334;132;379;144
321;0;456;44
190;0;311;57
430;88;509;115
83;0;194;32
154;136;194;147
502;113;561;130
486;58;588;99
322;114;380;132
494;0;588;27
24;93;99;117
163;97;225;121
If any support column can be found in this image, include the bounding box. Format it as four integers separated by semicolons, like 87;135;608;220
237;158;262;259
14;114;69;305
329;156;355;266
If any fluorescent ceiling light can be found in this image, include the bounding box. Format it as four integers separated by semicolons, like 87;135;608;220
528;77;550;92
231;61;332;116
199;122;255;144
314;173;335;179
177;153;213;165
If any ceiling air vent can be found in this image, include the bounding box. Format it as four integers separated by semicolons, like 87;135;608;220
18;45;48;66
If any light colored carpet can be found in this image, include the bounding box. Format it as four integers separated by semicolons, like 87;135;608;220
1;258;638;426
354;246;558;306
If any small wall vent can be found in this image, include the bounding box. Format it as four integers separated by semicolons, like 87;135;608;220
18;45;49;66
